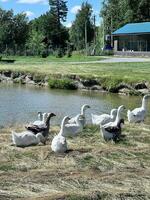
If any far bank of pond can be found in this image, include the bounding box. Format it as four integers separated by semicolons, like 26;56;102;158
0;83;149;127
0;69;150;96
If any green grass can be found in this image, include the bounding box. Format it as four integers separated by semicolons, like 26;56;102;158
0;55;150;92
48;78;77;90
2;54;103;63
0;56;150;83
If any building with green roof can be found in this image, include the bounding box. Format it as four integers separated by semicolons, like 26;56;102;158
112;22;150;54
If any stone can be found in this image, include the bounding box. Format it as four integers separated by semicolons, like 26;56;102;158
134;82;147;90
74;81;85;89
3;71;11;77
90;85;103;91
118;88;132;95
137;89;150;95
81;79;98;87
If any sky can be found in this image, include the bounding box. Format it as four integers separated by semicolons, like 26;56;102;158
0;0;102;27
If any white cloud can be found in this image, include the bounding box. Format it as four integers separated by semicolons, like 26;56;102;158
70;5;81;14
66;22;72;28
1;0;9;2
17;0;48;4
23;11;35;17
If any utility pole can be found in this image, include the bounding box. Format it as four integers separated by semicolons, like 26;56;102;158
85;20;88;56
93;14;96;46
103;19;105;50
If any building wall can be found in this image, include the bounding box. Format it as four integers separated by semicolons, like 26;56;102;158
113;34;150;52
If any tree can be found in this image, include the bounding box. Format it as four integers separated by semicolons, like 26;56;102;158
100;0;150;36
70;2;94;51
127;0;150;22
100;0;129;35
48;0;68;49
0;8;29;54
26;30;46;56
0;9;14;52
49;0;68;26
13;13;29;53
30;10;69;50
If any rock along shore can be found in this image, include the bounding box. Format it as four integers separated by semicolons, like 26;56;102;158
0;70;150;96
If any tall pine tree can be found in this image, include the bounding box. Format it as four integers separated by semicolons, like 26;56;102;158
49;0;68;27
48;0;68;49
70;2;94;50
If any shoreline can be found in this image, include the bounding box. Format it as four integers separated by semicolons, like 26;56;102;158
0;69;150;96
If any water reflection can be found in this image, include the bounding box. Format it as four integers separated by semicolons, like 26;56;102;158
0;83;149;126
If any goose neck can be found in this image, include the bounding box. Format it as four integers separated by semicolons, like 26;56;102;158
81;106;86;116
115;109;121;125
59;118;67;135
142;97;147;110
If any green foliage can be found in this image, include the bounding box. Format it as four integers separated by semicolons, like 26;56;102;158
49;0;68;23
48;78;77;90
54;48;65;58
101;0;150;36
0;9;28;55
70;2;94;50
26;30;46;56
100;77;123;92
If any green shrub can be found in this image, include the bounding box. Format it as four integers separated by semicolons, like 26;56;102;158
100;77;123;92
54;48;65;58
48;78;77;90
41;50;48;58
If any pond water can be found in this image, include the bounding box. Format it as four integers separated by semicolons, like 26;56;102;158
0;83;149;127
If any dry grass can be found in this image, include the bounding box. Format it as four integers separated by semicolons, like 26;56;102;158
0;123;150;200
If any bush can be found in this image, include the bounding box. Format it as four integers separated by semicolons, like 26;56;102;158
48;78;77;90
100;77;123;92
54;48;65;58
41;50;48;58
100;49;114;56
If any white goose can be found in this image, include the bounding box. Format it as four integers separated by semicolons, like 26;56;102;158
25;113;56;144
62;114;83;137
127;94;150;123
91;108;117;126
12;131;45;147
68;104;90;127
100;105;125;142
51;116;70;153
27;112;48;129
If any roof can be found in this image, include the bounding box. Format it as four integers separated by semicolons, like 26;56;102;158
112;22;150;35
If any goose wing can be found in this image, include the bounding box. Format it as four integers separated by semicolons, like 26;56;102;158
65;124;81;135
132;107;145;116
68;115;77;124
104;125;120;134
92;113;110;125
25;124;47;134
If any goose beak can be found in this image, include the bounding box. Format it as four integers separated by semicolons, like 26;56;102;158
51;113;56;117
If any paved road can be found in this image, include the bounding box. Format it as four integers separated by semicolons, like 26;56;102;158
67;57;150;64
98;57;150;63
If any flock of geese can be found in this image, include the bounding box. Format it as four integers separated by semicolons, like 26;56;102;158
12;94;150;153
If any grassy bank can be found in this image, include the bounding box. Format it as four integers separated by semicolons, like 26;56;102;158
0;56;150;92
1;55;104;63
0;56;150;82
0;123;150;199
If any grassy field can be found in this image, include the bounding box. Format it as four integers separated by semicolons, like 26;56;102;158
0;56;150;85
2;55;104;63
0;122;150;200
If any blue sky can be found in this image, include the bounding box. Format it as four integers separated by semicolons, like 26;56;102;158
0;0;102;26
